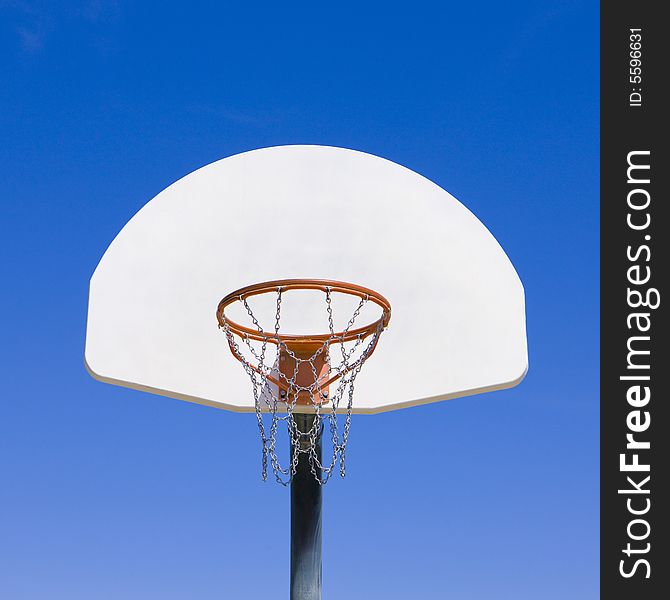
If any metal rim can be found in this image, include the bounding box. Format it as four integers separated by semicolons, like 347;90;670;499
216;278;392;346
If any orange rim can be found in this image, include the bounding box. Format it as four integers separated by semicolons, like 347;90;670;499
217;279;391;395
216;279;391;347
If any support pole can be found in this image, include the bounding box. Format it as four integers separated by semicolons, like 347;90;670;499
291;413;322;600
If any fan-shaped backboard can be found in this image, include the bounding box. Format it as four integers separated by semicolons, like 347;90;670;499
85;145;527;413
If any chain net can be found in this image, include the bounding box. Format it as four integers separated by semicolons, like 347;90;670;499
218;286;387;485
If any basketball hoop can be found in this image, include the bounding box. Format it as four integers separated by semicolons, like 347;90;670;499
86;146;528;600
217;279;391;484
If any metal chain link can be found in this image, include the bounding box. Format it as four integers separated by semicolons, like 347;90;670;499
219;286;387;485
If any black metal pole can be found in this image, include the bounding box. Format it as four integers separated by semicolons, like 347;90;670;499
291;413;322;600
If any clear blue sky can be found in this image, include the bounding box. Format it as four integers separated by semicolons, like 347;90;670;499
1;2;598;598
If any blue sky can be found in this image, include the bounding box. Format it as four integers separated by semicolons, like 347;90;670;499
1;2;598;598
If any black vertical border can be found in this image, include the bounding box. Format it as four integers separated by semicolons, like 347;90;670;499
601;3;668;597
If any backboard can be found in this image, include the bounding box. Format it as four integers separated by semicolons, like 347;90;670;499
85;145;527;413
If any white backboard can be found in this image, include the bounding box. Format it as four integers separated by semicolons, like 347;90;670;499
85;145;527;413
